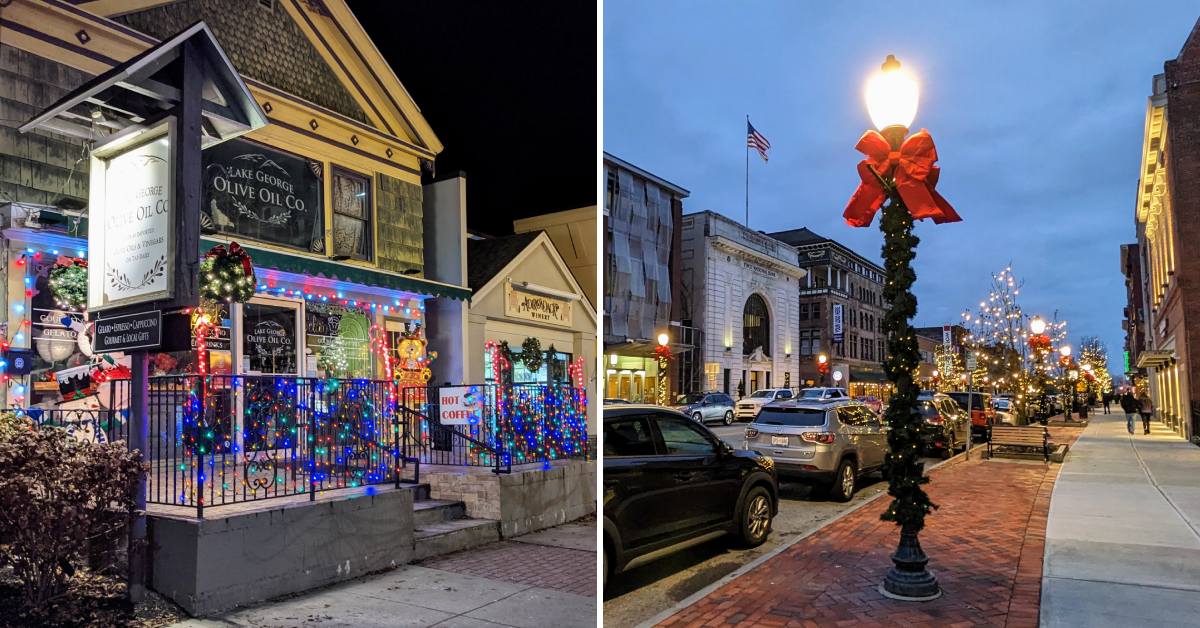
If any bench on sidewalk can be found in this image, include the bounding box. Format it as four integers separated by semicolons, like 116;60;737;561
987;425;1050;462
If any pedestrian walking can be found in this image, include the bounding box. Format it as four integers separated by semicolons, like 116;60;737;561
1102;392;1111;414
1119;389;1138;435
1137;391;1154;435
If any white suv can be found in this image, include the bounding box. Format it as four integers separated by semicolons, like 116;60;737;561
798;387;849;401
735;388;795;421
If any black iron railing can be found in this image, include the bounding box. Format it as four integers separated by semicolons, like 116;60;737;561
399;383;589;472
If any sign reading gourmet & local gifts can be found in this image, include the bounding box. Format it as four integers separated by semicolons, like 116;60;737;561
504;283;572;327
203;138;324;252
94;309;162;352
438;386;483;426
87;121;175;311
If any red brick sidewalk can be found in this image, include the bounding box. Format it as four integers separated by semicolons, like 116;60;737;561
659;428;1083;627
419;539;596;597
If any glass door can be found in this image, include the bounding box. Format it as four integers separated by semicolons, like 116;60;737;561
238;298;303;452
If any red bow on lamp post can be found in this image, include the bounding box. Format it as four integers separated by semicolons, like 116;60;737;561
843;129;962;228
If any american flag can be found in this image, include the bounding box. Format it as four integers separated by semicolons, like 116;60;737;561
747;120;770;161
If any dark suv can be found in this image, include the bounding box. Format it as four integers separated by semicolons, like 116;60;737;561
603;405;778;588
916;392;971;457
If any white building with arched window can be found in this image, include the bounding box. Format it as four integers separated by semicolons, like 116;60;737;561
679;211;804;398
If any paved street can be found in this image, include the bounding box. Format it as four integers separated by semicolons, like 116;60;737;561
1042;411;1200;627
643;426;1082;627
602;422;957;628
174;519;596;628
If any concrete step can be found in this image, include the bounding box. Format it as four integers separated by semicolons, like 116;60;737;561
412;499;467;527
401;482;431;501
413;518;501;561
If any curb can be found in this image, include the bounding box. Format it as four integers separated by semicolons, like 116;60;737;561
633;442;985;628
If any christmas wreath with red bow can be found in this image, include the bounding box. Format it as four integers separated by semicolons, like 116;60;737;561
200;242;255;303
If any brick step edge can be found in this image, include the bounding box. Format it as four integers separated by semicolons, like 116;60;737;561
413;518;501;561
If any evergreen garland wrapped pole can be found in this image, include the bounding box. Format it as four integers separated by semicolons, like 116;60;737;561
843;55;963;601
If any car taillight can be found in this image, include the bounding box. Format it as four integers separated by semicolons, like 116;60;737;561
745;426;759;438
925;414;943;425
800;432;835;444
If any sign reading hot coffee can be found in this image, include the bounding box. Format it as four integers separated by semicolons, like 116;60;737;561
88;123;174;311
505;283;572;327
94;310;162;352
438;386;483;426
203;139;324;252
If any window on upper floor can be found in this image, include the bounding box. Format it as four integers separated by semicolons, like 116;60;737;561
331;167;373;261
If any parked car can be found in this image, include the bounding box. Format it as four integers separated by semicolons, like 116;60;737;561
992;397;1016;425
735;388;795;421
916;392;971;457
947;391;996;439
603;405;779;588
603;398;630;405
797;387;849;401
856;395;883;415
674;392;737;425
743;398;885;502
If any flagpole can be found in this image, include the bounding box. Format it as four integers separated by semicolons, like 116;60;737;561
745;114;750;227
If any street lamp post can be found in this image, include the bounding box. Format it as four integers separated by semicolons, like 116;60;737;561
843;55;962;601
1060;345;1072;421
656;332;670;406
818;353;829;387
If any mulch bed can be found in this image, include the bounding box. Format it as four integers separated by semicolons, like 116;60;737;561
0;569;184;628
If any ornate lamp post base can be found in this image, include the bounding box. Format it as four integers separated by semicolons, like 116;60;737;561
880;526;942;601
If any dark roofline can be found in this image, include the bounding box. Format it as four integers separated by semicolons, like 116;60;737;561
603;152;690;197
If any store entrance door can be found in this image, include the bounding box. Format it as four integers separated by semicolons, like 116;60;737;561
237;298;304;451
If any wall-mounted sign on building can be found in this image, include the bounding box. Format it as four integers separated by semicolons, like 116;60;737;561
438;386;483;426
87;120;176;312
832;303;844;343
203;138;325;253
505;283;572;327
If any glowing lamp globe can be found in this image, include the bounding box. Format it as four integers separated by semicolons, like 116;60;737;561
818;354;828;365
1030;317;1046;335
657;332;669;347
865;54;919;132
1060;346;1072;358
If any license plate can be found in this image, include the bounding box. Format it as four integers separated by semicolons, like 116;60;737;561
771;435;789;446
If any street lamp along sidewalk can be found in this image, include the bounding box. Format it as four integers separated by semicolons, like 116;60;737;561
843;54;963;601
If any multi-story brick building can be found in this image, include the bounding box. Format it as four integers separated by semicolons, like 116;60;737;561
602;153;692;402
1121;243;1148;380
1131;18;1200;443
681;211;802;397
768;228;887;398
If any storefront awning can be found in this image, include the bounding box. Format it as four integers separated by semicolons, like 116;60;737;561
1136;350;1175;369
852;368;889;383
207;239;472;301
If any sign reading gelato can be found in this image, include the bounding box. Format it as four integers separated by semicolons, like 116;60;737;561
504;283;572;327
88;122;175;311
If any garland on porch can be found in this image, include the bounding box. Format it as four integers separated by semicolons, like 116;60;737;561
200;242;255;303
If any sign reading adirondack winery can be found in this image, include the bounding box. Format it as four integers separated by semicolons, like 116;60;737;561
203;138;324;252
88;121;175;312
504;283;572;326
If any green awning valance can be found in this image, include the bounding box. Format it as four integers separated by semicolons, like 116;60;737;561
202;238;472;301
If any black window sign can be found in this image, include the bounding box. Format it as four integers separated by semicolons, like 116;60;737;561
94;310;162;352
203;138;325;252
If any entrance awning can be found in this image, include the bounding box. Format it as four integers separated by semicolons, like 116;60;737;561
1136;350;1175;369
852;368;889;383
208;239;472;302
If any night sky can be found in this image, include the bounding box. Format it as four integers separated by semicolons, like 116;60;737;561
347;1;597;236
604;1;1200;374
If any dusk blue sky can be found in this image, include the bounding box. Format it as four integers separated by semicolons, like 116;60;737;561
604;1;1199;375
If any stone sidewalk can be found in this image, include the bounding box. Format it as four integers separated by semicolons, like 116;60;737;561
1041;410;1200;627
173;519;596;628
651;428;1082;627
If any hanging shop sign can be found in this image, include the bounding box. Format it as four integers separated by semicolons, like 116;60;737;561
437;386;483;426
505;283;573;327
94;309;163;353
943;324;953;350
832;303;844;343
203;138;325;253
87;120;175;312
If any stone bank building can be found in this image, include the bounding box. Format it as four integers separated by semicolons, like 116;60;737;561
680;210;802;396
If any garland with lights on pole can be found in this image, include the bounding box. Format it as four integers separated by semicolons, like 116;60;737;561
843;54;962;600
48;257;88;310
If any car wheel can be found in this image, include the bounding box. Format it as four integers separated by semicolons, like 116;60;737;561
692;412;703;424
830;458;856;502
723;410;734;426
737;486;772;547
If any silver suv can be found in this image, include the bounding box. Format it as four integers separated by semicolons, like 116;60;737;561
743;398;886;502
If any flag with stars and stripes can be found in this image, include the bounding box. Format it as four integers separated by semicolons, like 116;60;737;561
747;120;770;161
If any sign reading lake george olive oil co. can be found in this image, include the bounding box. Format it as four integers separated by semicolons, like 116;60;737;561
87;120;175;312
504;283;573;327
